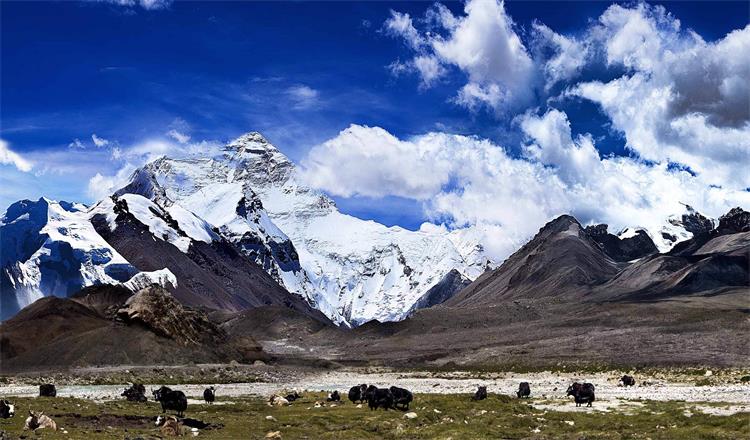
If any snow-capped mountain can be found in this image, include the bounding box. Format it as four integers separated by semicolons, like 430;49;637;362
115;132;493;326
0;197;175;320
649;204;717;252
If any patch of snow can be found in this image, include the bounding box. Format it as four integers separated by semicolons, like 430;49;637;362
124;268;177;291
119;194;192;253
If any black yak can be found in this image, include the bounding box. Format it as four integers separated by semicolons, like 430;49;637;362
517;382;531;398
39;384;56;397
203;386;216;404
365;385;394;411
121;383;147;402
566;382;595;407
153;386;188;416
389;386;413;411
348;384;368;404
472;386;487;401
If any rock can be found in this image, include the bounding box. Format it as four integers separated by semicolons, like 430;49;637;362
704;370;713;377
253;360;266;367
116;286;225;345
564;420;575;426
265;431;282;439
265;416;276;421
404;412;417;419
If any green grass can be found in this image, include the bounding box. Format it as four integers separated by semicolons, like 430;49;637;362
1;393;747;439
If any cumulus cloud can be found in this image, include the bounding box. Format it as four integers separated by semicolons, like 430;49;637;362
87;167;135;200
531;22;589;89
568;4;750;189
384;0;537;111
91;133;110;147
0;139;33;172
301;122;750;260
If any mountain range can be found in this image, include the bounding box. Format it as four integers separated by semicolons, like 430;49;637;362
1;132;746;346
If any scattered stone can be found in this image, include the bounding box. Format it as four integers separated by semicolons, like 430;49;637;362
265;416;276;421
564;420;575;426
265;431;282;439
433;409;441;413
404;412;418;419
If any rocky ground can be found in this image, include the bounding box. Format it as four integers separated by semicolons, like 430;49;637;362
1;367;748;439
2;367;749;405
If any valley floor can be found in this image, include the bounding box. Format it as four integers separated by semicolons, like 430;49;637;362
1;367;748;439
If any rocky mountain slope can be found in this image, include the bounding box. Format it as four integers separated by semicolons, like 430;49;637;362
445;215;622;307
0;285;268;372
256;208;748;368
0;191;322;322
114;132;493;326
0;198;170;320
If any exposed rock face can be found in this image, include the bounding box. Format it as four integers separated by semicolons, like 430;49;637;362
409;269;471;313
116;286;225;345
679;205;716;235
585;224;658;262
717;207;750;234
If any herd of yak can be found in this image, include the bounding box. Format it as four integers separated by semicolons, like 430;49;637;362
0;375;639;433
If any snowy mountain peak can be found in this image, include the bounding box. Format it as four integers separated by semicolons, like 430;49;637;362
111;132;494;326
226;131;275;151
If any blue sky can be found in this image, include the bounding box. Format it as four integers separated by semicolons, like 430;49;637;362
1;1;748;237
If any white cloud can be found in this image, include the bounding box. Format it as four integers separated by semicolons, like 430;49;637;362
301;122;750;260
85;137;224;201
87;167;135;200
167;129;191;144
68;138;85;149
100;0;172;10
384;10;424;50
286;85;320;110
385;0;537;111
568;5;750;189
531;22;589;89
0;139;33;172
91;133;110;147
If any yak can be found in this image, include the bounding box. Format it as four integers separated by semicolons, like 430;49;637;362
389;386;413;411
39;384;56;397
620;375;636;387
517;382;531;398
566;382;595;407
153;386;188;416
365;385;394;411
348;384;368;404
121;383;147;402
0;400;15;418
472;386;487;401
204;386;216;404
